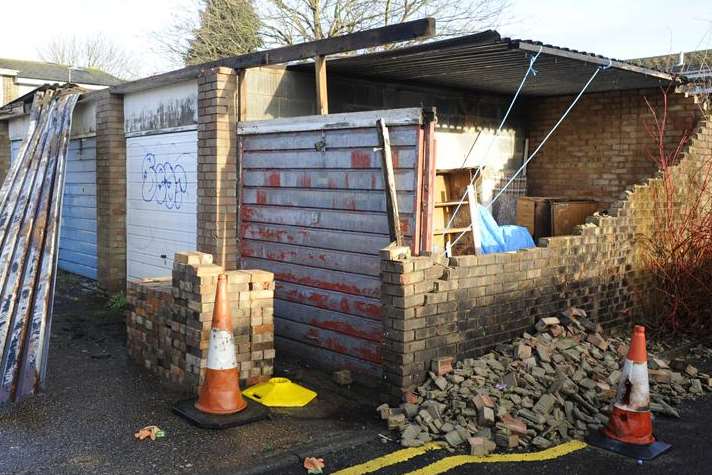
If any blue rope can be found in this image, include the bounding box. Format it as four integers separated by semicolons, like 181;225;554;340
443;46;543;237
489;62;610;208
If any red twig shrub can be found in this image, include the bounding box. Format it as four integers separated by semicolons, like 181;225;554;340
639;88;712;334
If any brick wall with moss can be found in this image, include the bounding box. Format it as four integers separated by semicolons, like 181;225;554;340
381;116;712;401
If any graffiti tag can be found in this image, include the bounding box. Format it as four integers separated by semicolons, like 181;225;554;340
141;153;188;210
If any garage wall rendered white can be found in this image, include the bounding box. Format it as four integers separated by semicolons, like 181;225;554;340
126;130;197;280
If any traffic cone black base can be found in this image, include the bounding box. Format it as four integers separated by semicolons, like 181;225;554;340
587;431;671;460
174;398;269;430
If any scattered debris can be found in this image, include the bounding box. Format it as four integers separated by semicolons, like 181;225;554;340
134;426;165;441
333;369;353;386
378;307;712;452
303;457;325;474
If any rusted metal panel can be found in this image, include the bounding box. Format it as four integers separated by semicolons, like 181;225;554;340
123;80;198;136
238;108;426;377
241;240;380;275
240;222;391;255
0;86;80;403
241;148;417;169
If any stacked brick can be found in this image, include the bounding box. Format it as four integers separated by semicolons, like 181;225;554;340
127;251;275;393
381;117;712;400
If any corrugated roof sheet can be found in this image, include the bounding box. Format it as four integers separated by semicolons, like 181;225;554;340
293;30;681;96
0;58;122;86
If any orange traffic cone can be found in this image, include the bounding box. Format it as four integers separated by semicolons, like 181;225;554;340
195;273;247;414
173;273;268;429
588;325;671;460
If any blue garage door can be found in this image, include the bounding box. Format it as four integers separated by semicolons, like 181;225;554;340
59;137;97;279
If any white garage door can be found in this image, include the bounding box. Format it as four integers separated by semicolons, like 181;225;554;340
126;131;197;280
59;138;98;279
10;140;22;163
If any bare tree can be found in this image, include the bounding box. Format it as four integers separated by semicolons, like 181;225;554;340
158;0;509;67
38;34;136;80
260;0;510;46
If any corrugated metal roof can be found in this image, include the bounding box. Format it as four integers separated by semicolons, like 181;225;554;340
0;58;122;86
292;30;680;96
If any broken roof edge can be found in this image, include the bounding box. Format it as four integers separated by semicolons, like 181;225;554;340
0;85;95;121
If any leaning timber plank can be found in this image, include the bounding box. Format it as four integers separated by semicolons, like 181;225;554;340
275;299;383;342
241;147;417;170
241;188;415;214
241;239;381;276
238;108;422;135
8;95;76;400
0;94;71;401
240;126;418;151
275;318;382;364
314;55;328;115
276;336;382;380
377;118;404;246
113;19;435;94
18;94;79;397
0;97;58;390
270;281;382;320
241;169;416;191
240;222;391;255
241;257;381;298
241;205;414;236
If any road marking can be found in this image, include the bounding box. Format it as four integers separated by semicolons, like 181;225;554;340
402;440;588;474
332;442;444;475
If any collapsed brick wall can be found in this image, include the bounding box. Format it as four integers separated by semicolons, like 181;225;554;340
381;117;712;400
126;251;275;392
525;89;700;208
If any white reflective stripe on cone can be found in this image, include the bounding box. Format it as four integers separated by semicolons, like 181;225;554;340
206;329;238;370
615;359;650;411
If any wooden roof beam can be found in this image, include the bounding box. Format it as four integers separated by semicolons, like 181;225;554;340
112;18;436;95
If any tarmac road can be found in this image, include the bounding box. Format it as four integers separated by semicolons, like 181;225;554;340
0;272;710;475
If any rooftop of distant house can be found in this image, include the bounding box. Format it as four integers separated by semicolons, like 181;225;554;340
630;49;712;76
0;57;123;86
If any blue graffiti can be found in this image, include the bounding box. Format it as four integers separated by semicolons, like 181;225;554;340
141;153;188;210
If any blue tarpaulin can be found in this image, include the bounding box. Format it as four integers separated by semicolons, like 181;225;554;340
476;204;535;254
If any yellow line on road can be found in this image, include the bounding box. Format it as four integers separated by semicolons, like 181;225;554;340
332;442;444;475
402;440;588;475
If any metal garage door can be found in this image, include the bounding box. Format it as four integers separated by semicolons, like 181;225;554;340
126;130;197;280
59;138;98;279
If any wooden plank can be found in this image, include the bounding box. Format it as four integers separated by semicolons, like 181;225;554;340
113;18;435;94
275;299;383;342
242;169;416;191
315;55;328;115
237;69;247;121
276;318;381;364
241;239;380;276
241;205;414;236
269;280;382;320
377;118;404;246
241;187;415;214
467;184;482;255
241;257;381;298
240;222;390;255
420;117;436;253
238;109;423;136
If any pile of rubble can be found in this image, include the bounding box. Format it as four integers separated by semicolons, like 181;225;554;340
377;308;712;455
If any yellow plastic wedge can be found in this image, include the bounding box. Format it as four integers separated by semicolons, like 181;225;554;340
242;377;317;407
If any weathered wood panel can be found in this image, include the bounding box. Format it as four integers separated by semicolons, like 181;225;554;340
239;108;424;378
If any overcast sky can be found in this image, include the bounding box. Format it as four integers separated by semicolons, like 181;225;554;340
0;0;710;78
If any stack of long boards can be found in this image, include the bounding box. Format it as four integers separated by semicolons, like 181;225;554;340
0;86;80;403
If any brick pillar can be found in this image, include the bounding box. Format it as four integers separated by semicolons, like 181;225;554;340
197;67;239;270
0;120;9;184
95;90;127;293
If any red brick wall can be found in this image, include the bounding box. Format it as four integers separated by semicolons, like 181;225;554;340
525;89;700;207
